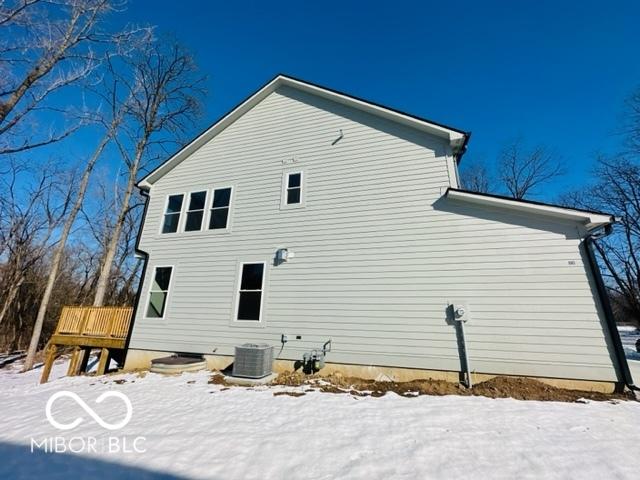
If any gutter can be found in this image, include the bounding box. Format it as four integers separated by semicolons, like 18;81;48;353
121;186;151;366
454;131;471;164
583;224;638;393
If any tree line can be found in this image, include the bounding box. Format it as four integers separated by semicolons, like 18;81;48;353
0;0;205;370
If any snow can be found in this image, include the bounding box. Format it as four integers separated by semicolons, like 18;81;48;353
618;325;640;386
1;360;639;480
619;325;640;361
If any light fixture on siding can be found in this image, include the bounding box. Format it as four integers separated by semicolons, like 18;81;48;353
276;248;295;264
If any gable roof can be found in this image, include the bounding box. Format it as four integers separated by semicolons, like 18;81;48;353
445;188;615;231
137;74;470;189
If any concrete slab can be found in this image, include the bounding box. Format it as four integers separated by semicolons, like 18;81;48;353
223;372;278;386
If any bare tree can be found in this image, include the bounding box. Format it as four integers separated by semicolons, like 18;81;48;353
498;140;565;199
624;87;640;155
460;158;493;193
0;0;148;155
21;75;133;370
0;159;70;337
92;39;204;306
563;156;640;326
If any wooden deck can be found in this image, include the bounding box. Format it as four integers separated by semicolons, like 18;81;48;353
40;306;133;383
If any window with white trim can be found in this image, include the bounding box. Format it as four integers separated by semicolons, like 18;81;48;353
209;187;232;230
161;194;184;234
185;191;206;232
146;266;173;318
236;263;265;321
285;172;302;205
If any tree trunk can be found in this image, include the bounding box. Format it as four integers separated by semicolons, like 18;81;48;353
22;135;110;371
0;275;24;326
92;161;139;306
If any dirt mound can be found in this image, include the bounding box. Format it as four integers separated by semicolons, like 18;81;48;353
471;376;621;402
271;371;632;402
208;374;229;385
274;371;321;386
273;391;306;397
326;376;464;397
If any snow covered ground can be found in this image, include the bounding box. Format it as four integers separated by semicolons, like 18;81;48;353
619;325;640;385
0;359;639;479
619;325;640;361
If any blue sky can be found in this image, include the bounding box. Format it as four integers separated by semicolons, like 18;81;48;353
122;0;640;199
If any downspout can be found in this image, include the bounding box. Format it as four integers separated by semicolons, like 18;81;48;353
121;187;151;366
583;224;638;393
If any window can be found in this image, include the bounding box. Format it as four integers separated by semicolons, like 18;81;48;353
236;263;265;321
162;194;184;234
286;172;302;205
146;266;173;318
209;187;232;230
185;191;207;232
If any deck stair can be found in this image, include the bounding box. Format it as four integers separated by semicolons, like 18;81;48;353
40;306;133;383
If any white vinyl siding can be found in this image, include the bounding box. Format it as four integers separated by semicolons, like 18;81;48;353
130;86;619;383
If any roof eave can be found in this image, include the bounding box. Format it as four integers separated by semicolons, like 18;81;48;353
445;188;615;232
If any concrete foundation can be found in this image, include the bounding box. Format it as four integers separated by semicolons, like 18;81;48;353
223;373;279;386
124;349;618;394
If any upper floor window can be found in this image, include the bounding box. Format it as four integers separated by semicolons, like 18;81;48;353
145;266;173;319
285;172;303;205
209;187;232;230
162;194;184;234
185;191;207;232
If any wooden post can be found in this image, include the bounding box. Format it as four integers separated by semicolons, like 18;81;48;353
96;348;110;375
67;347;87;376
78;347;91;374
40;343;58;384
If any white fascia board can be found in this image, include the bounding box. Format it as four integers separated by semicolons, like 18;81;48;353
445;189;614;231
138;75;466;189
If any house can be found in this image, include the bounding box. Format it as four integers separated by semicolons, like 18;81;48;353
124;74;634;392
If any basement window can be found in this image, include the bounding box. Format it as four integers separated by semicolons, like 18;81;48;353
235;262;265;321
286;172;302;205
209;187;232;230
161;194;184;234
146;266;173;319
184;191;207;232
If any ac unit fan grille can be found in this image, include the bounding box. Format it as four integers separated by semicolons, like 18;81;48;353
232;343;274;378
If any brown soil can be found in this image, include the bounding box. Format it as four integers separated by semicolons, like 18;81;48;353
272;371;633;402
469;376;624;402
273;391;306;397
208;374;229;385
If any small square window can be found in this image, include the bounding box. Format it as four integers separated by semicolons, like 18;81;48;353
284;172;303;206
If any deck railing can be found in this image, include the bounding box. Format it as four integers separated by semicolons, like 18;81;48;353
54;306;133;339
